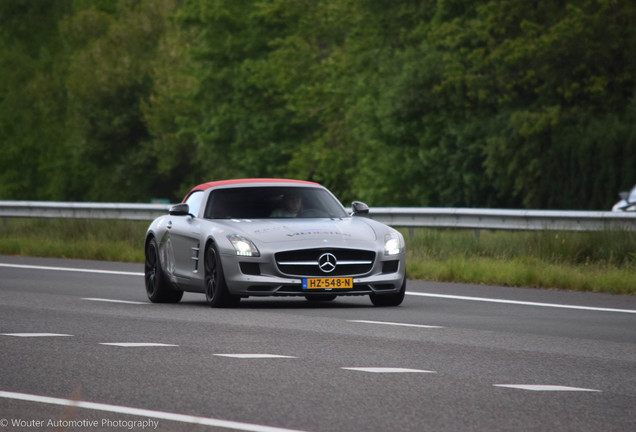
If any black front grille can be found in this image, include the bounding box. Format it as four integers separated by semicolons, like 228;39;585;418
275;248;375;277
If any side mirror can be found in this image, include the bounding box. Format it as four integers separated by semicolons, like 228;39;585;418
619;191;629;201
351;201;369;216
169;203;191;216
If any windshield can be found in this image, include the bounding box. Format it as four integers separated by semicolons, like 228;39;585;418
205;187;349;219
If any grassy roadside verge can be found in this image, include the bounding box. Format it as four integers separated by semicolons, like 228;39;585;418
0;219;147;263
404;228;636;295
1;218;634;295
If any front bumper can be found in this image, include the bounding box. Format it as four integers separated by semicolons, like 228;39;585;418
221;251;405;297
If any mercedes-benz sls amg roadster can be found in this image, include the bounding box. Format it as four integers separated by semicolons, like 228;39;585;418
144;179;406;307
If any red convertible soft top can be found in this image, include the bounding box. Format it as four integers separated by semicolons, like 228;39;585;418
184;178;320;200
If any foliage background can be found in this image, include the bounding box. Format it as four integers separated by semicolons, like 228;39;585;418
1;0;635;208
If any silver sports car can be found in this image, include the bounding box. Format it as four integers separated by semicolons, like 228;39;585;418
144;179;406;307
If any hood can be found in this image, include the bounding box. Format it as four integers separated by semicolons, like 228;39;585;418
226;218;378;244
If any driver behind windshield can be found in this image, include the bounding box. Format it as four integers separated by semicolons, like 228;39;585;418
270;192;302;218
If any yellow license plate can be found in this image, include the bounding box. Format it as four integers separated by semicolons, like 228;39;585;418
302;277;353;290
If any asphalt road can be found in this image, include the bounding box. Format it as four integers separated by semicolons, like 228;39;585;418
1;255;635;432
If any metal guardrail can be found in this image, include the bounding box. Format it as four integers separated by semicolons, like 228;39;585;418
0;201;171;221
0;201;635;231
368;207;636;232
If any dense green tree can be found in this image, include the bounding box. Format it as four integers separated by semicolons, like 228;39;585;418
174;0;334;194
430;0;636;208
61;0;180;201
0;0;72;199
0;0;634;209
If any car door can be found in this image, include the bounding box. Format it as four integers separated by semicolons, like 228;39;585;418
169;191;204;280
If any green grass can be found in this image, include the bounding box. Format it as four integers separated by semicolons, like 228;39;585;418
0;218;146;263
0;218;634;295
403;228;636;295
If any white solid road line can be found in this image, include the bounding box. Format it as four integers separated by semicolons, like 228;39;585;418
3;262;635;314
0;262;143;276
0;390;311;432
407;292;636;314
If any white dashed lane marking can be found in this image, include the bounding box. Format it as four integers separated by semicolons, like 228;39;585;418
342;367;436;374
494;384;602;392
348;320;443;329
0;262;612;398
214;354;298;359
1;333;73;337
99;343;179;348
82;297;147;305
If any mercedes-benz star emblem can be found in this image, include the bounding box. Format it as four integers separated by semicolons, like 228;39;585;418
318;253;337;273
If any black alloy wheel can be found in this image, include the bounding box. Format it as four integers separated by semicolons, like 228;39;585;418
204;243;240;308
370;277;406;307
145;238;183;303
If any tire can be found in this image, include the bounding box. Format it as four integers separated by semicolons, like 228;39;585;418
305;294;337;302
145;238;183;303
370;278;406;307
204;242;240;308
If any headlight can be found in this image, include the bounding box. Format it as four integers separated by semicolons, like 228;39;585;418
384;233;402;256
227;234;260;257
